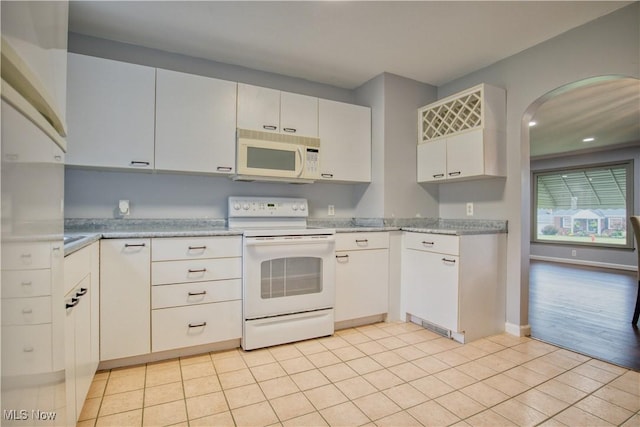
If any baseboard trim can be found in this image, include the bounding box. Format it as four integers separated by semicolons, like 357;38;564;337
505;322;531;337
530;255;636;272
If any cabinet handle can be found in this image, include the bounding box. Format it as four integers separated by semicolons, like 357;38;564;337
65;297;79;309
283;127;297;133
188;322;207;328
448;171;461;176
76;287;88;297
442;258;456;264
355;239;368;244
20;253;32;259
336;254;349;259
188;268;207;273
188;245;207;250
54;155;62;162
216;166;232;172
188;291;207;296
321;173;334;179
23;346;34;353
130;161;150;167
22;308;33;314
421;241;434;246
21;281;32;286
124;243;146;248
433;174;445;178
263;125;277;131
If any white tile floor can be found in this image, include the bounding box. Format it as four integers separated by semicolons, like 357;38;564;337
78;322;640;426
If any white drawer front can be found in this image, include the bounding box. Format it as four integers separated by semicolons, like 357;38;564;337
335;232;389;251
152;300;242;352
152;279;241;309
152;236;242;261
2;269;51;297
404;232;459;255
1;324;52;374
2;242;52;270
2;296;52;325
152;258;241;285
64;244;91;295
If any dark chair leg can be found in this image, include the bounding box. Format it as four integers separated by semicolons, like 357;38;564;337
633;280;640;325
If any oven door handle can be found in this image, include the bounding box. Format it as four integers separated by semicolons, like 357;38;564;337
245;236;335;246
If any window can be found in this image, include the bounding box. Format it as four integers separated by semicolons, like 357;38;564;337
532;161;633;248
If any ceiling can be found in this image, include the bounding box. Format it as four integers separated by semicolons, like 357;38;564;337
68;1;638;157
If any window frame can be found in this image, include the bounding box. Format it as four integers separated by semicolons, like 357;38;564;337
531;160;634;249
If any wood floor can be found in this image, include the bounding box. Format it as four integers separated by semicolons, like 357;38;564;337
529;260;640;371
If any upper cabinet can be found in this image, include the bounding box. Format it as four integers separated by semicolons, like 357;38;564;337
66;53;156;170
318;99;371;183
417;83;506;183
155;69;237;175
237;83;318;137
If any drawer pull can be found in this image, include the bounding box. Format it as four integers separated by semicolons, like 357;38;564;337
283;127;297;133
336;254;349;259
21;281;33;286
421;241;434;246
23;346;34;353
263;125;277;131
433;173;445;178
355;239;368;244
442;258;456;264
76;287;88;297
124;243;146;248
188;268;207;273
130;160;150;167
188;245;207;250
20;253;32;259
216;166;232;172
22;308;33;314
321;173;334;179
65;297;79;309
188;322;207;328
188;291;207;296
448;171;461;176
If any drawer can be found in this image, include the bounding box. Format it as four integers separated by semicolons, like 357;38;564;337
2;269;51;298
2;296;52;325
404;232;459;255
151;300;242;352
152;279;241;309
1;324;52;374
152;257;242;285
152;236;242;261
2;242;52;270
335;232;389;251
64;245;91;296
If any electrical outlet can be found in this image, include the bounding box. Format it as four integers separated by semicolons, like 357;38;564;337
328;205;335;216
571;249;577;257
466;202;474;216
118;199;130;216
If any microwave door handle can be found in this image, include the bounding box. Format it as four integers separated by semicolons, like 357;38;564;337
295;146;304;177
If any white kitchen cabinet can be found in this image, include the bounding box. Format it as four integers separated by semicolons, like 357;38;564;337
401;231;505;343
334;233;389;323
417;83;505;183
66;53;156;170
150;236;242;353
237;83;318;137
100;239;151;360
64;241;99;424
155;69;237;174
318;99;371;183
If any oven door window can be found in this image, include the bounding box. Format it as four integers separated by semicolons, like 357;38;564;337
261;257;322;299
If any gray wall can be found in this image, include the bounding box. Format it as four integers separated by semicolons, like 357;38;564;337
436;3;639;329
530;146;639;269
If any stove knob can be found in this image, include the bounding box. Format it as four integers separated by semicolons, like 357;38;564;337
292;204;298;211
233;202;241;211
300;203;306;211
242;203;250;210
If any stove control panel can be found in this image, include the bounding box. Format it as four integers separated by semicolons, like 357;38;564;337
228;197;308;218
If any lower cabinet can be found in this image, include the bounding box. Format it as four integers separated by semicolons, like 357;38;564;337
334;232;389;323
402;232;505;343
64;242;99;424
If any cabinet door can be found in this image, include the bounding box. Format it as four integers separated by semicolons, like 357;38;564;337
100;239;151;360
280;91;318;137
335;249;388;322
155;69;237;174
403;248;459;332
417;140;447;183
446;129;484;180
66;53;155;169
237;83;280;133
318;99;371;182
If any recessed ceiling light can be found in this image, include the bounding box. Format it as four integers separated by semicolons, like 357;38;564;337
528;121;537;127
582;137;595;142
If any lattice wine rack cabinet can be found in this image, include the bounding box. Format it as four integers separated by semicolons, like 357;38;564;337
417;83;506;183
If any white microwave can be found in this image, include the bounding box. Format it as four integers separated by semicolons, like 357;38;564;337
235;129;320;182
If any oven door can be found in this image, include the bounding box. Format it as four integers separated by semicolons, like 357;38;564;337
237;138;304;179
243;235;335;319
